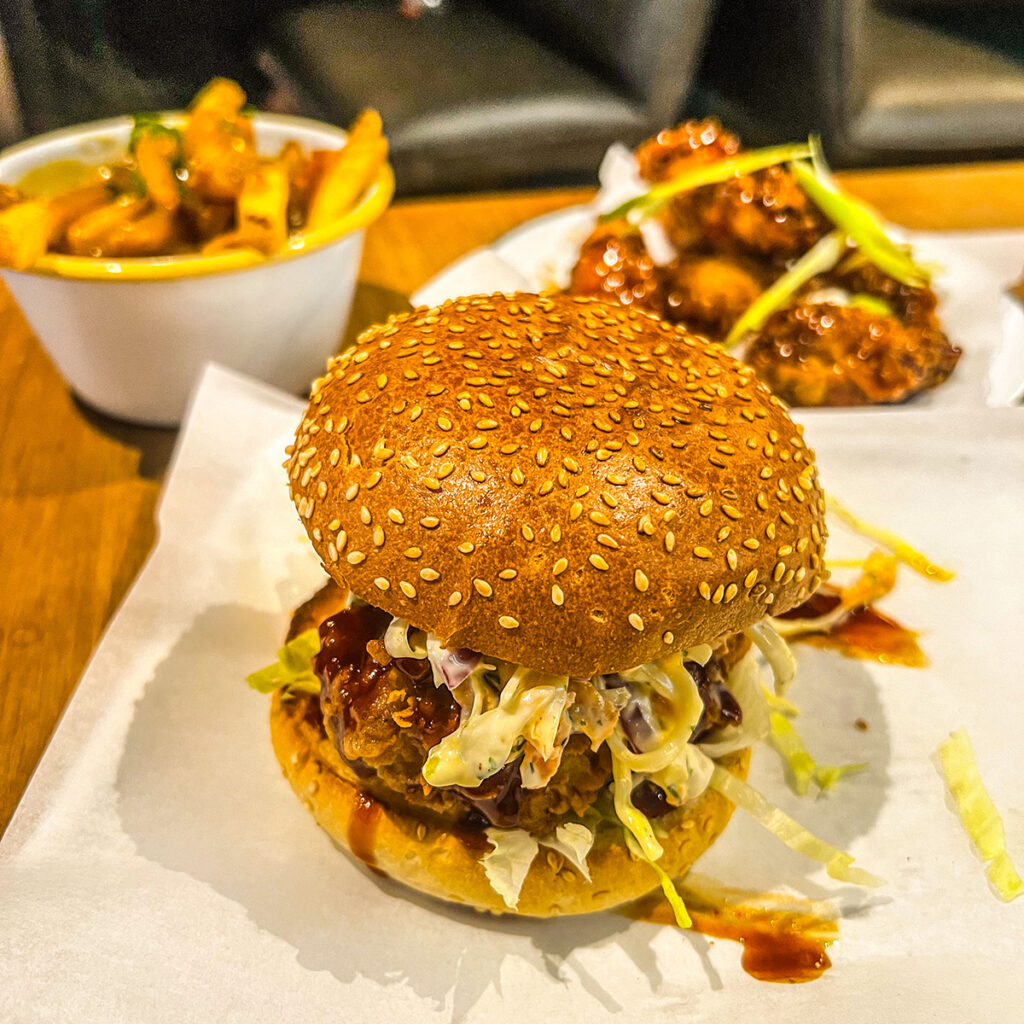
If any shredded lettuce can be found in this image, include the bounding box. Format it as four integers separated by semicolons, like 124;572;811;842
826;495;954;582
611;751;663;861
246;629;320;696
707;760;884;886
769;712;867;796
625;832;692;928
723;230;847;348
599;141;812;225
935;728;1023;902
482;828;540;911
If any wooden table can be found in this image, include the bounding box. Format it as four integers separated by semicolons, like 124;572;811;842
3;163;1024;835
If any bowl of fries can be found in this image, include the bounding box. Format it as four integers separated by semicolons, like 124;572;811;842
0;79;393;425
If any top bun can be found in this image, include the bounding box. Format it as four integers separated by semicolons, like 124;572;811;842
287;293;826;676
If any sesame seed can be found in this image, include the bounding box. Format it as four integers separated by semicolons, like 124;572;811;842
499;615;519;629
589;554;610;571
360;506;372;525
589;511;611;526
551;584;564;606
457;542;475;554
421;516;440;529
774;561;786;582
664;532;676;553
663;631;674;644
347;551;366;565
404;547;422;559
553;558;568;576
722;504;742;520
727;548;738;570
711;584;725;604
522;524;535;541
597;534;619;549
373;526;385;547
474;579;493;597
345;483;359;501
569;502;583;521
420;568;440;581
634;569;649;592
551;525;562;542
499;569;518;580
628;613;644;632
448;591;463;607
698;582;712;600
693;546;712;559
374;577;390;591
366;471;382;489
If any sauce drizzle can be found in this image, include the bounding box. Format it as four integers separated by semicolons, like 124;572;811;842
781;589;926;667
346;790;386;877
624;882;838;984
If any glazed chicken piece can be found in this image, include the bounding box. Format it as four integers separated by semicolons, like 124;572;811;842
662;254;765;338
745;303;961;406
568;224;666;316
634;119;741;252
697;164;830;261
831;259;941;329
634;119;829;260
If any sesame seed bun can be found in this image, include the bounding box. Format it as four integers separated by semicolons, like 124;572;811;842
270;686;750;917
287;293;826;677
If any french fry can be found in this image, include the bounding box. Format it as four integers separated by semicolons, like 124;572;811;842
0;201;54;269
134;128;182;211
202;161;290;257
183;78;256;202
46;183;114;247
306;109;387;230
96;205;179;257
65;196;149;256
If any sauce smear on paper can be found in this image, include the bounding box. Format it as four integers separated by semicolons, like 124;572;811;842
781;590;926;667
624;885;838;984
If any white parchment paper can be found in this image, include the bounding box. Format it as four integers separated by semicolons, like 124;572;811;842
1;364;1022;1022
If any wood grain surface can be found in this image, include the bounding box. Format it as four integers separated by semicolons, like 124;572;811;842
1;164;1022;835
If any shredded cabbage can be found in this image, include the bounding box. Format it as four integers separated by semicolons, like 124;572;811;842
624;832;692;928
482;828;540;911
769;712;866;796
422;668;568;787
544;823;595;882
706;760;884;887
481;824;596;910
935;728;1023;902
746;621;797;694
383;617;426;660
826;495;954;582
246;629;320;696
698;649;770;758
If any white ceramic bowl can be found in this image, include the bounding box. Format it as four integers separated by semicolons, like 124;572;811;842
0;113;394;425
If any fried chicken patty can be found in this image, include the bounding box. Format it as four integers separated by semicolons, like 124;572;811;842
291;581;747;837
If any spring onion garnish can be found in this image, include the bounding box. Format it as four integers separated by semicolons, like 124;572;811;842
790;143;929;288
826;495;955;582
599;141;812;225
769;713;867;796
246;628;320;696
723;230;846;347
935;729;1023;902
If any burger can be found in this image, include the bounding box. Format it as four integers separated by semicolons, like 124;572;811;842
255;291;843;921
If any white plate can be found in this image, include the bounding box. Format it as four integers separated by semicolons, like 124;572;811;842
413;207;1024;409
1;364;1022;1022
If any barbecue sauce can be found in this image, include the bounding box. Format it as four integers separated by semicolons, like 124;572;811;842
781;590;926;667
347;790;386;877
624;886;837;983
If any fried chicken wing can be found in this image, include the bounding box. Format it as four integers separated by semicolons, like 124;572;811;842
745;303;961;406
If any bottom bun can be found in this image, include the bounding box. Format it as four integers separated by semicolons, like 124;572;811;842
270;689;750;917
